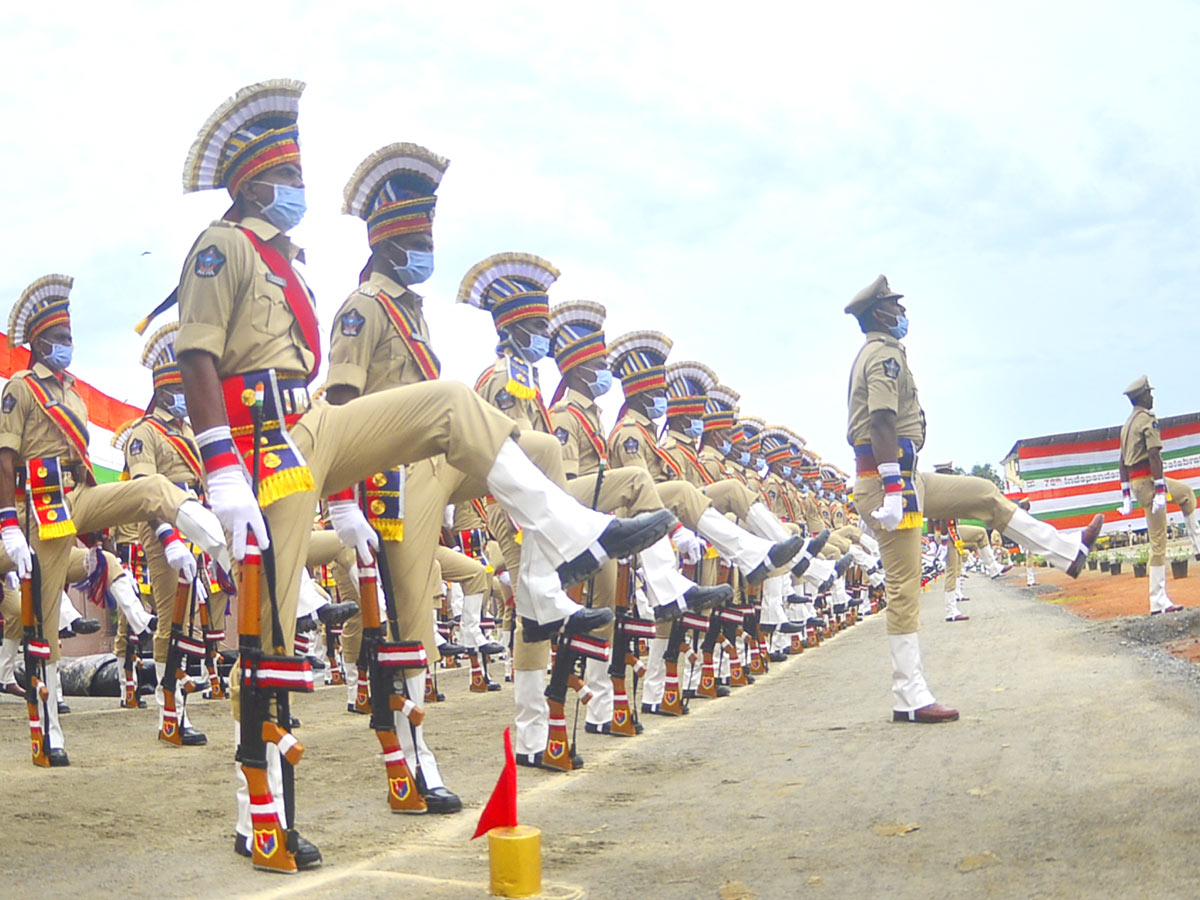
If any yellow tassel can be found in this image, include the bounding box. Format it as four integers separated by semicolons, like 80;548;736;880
372;519;404;542
514;530;524;545
38;519;78;540
133;314;152;336
505;377;538;400
704;545;719;559
257;466;316;508
896;511;925;531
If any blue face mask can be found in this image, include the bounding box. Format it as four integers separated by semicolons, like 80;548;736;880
257;183;306;232
782;465;792;477
878;309;909;340
648;395;668;420
719;439;732;455
684;418;704;439
516;334;551;363
586;368;613;398
43;342;72;371
738;451;751;466
392;248;435;286
167;392;188;419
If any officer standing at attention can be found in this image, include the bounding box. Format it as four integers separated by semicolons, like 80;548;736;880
1118;376;1200;614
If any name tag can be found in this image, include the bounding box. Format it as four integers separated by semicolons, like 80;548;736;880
409;332;428;344
43;399;58;409
265;273;287;288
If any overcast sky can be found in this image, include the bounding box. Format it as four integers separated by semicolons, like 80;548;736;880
2;1;1196;473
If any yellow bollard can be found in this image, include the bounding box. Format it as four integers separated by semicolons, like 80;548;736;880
488;825;542;897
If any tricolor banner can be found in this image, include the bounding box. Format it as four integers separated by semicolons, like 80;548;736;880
1008;413;1200;534
0;338;142;483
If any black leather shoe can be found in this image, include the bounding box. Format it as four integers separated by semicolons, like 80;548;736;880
684;583;732;611
295;614;317;634
584;721;612;734
716;685;731;697
439;642;467;657
682;689;697;699
48;747;69;767
520;617;563;643
556;510;678;588
806;617;826;628
746;535;805;586
819;554;854;591
295;834;322;870
181;726;207;746
515;751;544;768
1066;513;1105;578
792;529;830;576
769;651;788;662
3;681;25;698
57;701;71;715
422;786;463;814
779;621;804;633
563;607;615;636
234;833;251;858
72;617;101;635
485;681;502;692
478;641;506;657
57;626;75;639
347;703;368;714
653;602;685;623
317;600;359;627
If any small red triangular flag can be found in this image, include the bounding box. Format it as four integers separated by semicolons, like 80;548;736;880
472;727;519;839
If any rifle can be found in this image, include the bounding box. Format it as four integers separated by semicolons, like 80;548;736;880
21;552;50;767
237;382;314;874
159;570;204;745
116;542;145;709
607;561;654;735
200;555;227;699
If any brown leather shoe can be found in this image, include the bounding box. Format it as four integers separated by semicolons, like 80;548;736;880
2;682;25;698
1066;514;1105;578
893;703;959;723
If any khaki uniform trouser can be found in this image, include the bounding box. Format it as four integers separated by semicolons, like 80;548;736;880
944;537;961;592
958;524;989;552
1133;475;1197;566
1;477;187;663
701;478;758;522
920;472;1018;533
231;381;519;719
833;525;863;544
855;475;922;635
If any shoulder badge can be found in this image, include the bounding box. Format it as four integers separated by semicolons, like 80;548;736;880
128;438;143;456
194;244;226;278
881;358;901;379
1;392;15;414
623;436;640;456
496;390;516;411
357;283;380;298
339;308;366;337
554;426;570;446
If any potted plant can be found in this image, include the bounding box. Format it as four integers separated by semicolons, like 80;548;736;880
1172;550;1190;580
1087;551;1099;571
1100;553;1111;572
1132;547;1149;578
1110;553;1123;576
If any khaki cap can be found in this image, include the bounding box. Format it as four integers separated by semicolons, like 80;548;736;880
933;460;954;472
1122;375;1153;398
845;274;903;316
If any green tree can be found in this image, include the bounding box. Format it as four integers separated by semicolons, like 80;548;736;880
969;463;1004;488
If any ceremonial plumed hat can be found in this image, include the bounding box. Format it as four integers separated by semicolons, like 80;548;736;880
183;79;305;195
9;274;72;348
845;274;903;316
933;460;954;472
110;417;140;453
820;464;843;490
666;361;717;418
738;415;766;453
761;426;801;465
607;331;672;399
140;322;183;390
343;143;449;247
457;253;559;332
549;301;607;375
703;384;739;433
1123;375;1153;398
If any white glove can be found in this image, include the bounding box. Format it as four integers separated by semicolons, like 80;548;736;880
671;526;704;565
4;571;17;591
205;467;269;560
2;525;31;579
871;494;904;532
157;525;198;581
1119;481;1132;516
329;499;379;560
1152;489;1167;514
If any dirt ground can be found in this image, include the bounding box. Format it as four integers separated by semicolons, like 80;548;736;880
5;571;1200;899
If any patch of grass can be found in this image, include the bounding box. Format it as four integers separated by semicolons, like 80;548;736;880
1044;594;1081;605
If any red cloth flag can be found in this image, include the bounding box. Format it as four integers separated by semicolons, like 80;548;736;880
471;727;518;839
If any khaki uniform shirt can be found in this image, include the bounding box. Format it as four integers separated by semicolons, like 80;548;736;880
831;501;847;529
125;406;201;487
608;410;676;483
763;472;794;521
699;445;732;483
801;492;825;535
1120;407;1163;468
659;430;711;489
326;271;433;395
476;355;550;433
175;216;315;379
0;363;88;463
846;330;925;450
549;388;605;479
